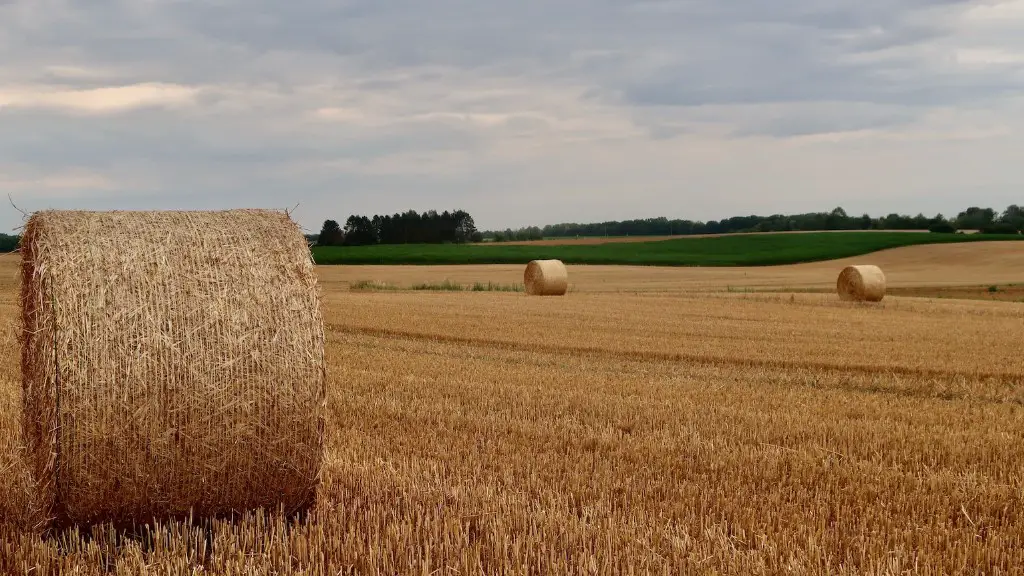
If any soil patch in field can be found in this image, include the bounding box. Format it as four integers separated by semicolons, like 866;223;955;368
888;284;1024;302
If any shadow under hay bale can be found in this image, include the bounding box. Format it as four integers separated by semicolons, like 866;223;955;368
45;505;316;570
837;264;887;303
19;209;326;534
524;260;568;296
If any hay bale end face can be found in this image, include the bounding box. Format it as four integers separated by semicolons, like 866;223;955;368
524;260;568;296
837;265;886;302
20;209;326;531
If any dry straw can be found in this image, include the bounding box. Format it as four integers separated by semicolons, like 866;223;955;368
837;265;887;302
20;209;326;531
524;260;568;296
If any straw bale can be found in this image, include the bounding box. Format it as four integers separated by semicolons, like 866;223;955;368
20;209;325;530
524;260;568;296
837;265;887;302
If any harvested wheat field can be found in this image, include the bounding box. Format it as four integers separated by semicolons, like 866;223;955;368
321;241;1024;294
1;249;1023;574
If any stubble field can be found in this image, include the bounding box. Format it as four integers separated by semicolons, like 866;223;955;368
1;244;1023;574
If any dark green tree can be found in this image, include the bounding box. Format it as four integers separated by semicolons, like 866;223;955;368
333;208;481;245
343;215;377;246
0;234;19;253
955;207;997;230
453;211;480;243
824;207;848;230
1000;205;1024;231
929;222;956;234
317;220;345;246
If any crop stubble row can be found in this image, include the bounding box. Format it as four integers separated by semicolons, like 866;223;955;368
0;277;1023;573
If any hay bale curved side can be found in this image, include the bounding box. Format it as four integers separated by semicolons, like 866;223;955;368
20;209;326;530
524;260;569;296
837;265;887;302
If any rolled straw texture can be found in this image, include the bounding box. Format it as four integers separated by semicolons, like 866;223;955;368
837;265;887;302
20;210;325;530
524;260;569;296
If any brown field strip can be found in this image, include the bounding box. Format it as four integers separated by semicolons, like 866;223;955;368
1;249;1024;573
485;229;931;246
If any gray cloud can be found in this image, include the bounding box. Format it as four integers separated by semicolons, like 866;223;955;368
1;0;1023;233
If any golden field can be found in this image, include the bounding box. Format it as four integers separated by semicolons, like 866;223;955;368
1;244;1023;574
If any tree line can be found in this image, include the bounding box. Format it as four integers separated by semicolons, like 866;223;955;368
1;205;1019;252
316;209;481;246
0;234;18;253
0;210;481;252
484;205;1024;241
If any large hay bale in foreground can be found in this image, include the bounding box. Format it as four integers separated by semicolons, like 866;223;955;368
837;265;886;302
524;260;568;296
20;210;325;530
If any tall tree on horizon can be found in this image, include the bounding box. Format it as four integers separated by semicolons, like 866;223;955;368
317;220;345;246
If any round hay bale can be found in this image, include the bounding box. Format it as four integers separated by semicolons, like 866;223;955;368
837;265;886;302
20;209;325;531
524;260;568;296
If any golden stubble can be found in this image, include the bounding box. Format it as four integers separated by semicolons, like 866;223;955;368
1;251;1023;574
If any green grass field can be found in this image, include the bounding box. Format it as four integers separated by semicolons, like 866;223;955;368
313;232;1024;267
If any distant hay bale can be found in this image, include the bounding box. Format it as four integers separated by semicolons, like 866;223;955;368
837;265;886;302
20;209;325;531
524;260;568;296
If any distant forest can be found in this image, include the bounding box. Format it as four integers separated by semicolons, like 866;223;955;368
316;209;481;246
3;205;1021;252
483;205;1024;242
0;234;17;253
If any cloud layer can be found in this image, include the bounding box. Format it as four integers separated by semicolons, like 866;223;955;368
2;0;1023;233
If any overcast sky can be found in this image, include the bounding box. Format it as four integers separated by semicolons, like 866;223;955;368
2;0;1023;234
